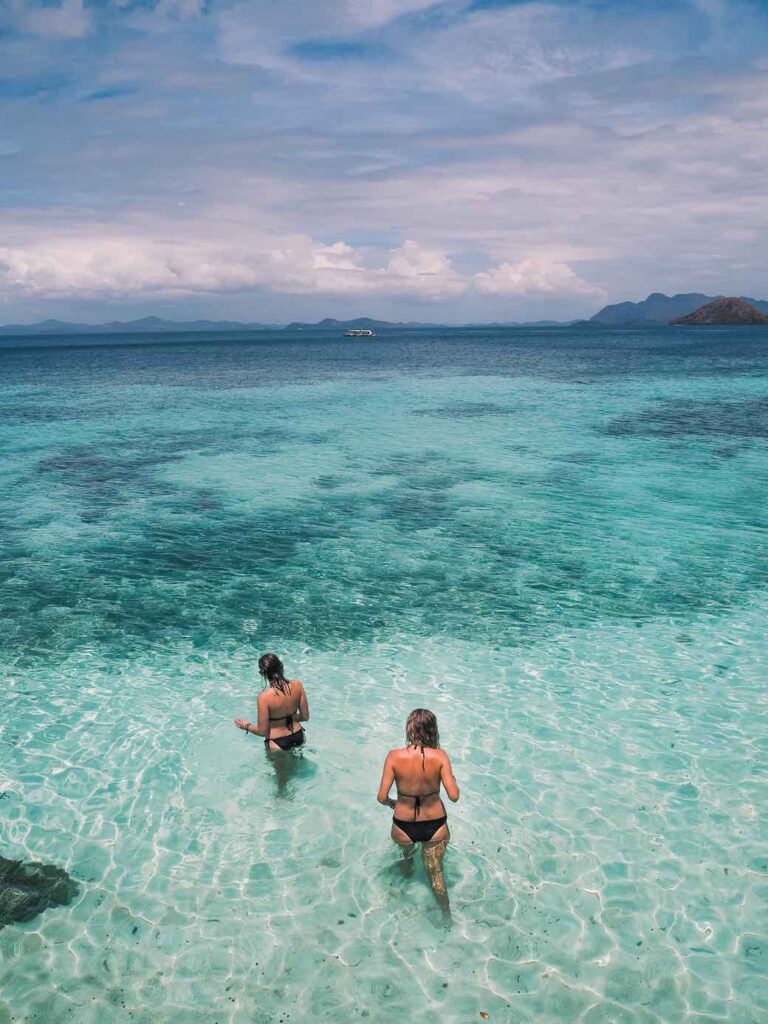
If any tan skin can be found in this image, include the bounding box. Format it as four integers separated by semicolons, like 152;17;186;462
377;745;460;910
234;678;309;750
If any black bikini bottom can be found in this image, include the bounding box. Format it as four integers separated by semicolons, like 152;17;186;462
266;728;305;751
393;815;447;843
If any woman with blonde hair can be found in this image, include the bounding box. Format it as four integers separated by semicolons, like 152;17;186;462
377;709;459;912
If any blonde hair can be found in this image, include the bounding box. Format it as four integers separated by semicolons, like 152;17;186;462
405;708;439;751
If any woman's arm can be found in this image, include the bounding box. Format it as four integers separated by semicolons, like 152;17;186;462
296;681;310;722
441;752;460;802
376;753;397;808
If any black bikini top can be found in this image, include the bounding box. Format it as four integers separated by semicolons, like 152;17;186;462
268;699;299;728
269;711;295;726
396;788;441;819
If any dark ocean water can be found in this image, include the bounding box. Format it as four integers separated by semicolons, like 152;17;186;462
2;325;767;658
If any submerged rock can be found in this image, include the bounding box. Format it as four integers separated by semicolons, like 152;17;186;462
0;855;79;927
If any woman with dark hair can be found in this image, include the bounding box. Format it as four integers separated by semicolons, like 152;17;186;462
377;709;460;911
234;653;309;751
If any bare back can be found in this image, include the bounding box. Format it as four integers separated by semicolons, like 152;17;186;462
257;680;308;739
389;746;455;822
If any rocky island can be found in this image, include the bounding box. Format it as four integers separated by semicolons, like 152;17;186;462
671;297;768;325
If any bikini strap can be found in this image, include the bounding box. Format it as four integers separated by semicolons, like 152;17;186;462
397;789;440;820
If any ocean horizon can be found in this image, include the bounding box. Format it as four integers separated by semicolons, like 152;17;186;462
1;324;767;1023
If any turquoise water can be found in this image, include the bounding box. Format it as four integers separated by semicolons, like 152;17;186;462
1;326;767;1023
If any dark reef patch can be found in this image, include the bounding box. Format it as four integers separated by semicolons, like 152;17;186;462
605;398;768;439
412;401;518;418
36;444;180;520
313;474;346;490
552;450;597;464
3;437;768;661
31;426;281;518
38;446;181;482
0;856;79;928
0;403;90;423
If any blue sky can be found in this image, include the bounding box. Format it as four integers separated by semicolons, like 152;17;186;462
1;0;767;322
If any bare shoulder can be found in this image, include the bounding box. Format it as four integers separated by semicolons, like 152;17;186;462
289;678;304;692
436;748;452;764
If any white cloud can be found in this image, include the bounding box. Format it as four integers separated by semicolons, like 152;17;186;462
0;235;343;299
217;0;437;72
411;3;638;99
0;231;601;303
0;234;432;299
220;0;435;41
340;0;438;32
383;240;465;297
474;259;605;298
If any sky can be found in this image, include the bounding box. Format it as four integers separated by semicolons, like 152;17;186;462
1;0;767;324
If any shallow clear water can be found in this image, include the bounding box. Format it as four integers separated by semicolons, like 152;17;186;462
1;326;766;1023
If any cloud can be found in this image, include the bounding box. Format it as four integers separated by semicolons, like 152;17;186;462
217;0;438;72
0;232;600;302
383;240;465;297
154;0;207;18
408;3;658;101
0;235;343;299
9;0;91;39
474;259;605;298
0;234;431;299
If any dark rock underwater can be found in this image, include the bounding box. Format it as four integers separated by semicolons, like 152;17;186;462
0;856;79;928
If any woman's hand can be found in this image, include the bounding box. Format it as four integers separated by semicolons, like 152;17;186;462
234;718;250;732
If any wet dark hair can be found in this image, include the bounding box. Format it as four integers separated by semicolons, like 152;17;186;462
405;709;440;752
258;653;291;694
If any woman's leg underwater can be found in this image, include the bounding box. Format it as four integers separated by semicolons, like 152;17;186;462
422;827;450;914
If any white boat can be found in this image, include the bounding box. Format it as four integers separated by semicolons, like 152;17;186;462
344;328;375;337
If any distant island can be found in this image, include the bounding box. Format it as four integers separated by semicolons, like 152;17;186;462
0;314;573;337
3;293;768;337
671;297;768;326
0;315;278;336
285;316;570;330
285;317;433;331
590;291;768;326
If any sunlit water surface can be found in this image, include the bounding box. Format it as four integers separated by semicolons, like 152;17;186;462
1;326;767;1023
